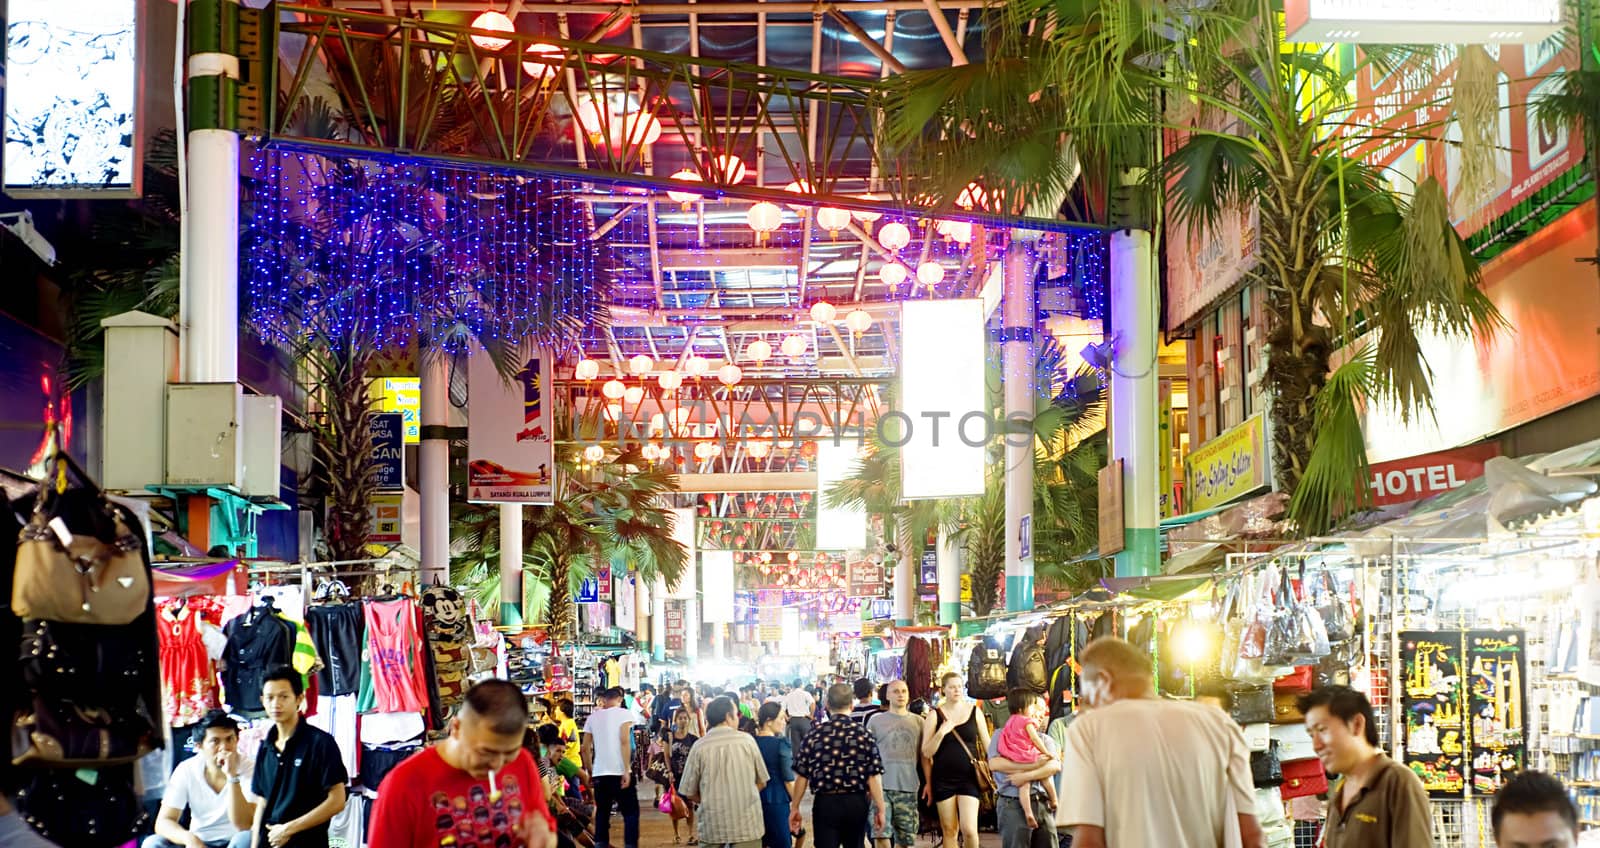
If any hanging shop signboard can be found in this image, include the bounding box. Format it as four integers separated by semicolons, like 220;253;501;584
3;0;143;197
1183;414;1269;513
1098;460;1125;557
920;550;938;587
960;574;973;604
373;378;421;443
467;348;554;504
870;598;893;620
847;558;887;598
1163;99;1260;332
1340;39;1578;230
368;412;405;491
1284;0;1561;44
1399;629;1526;798
1367;442;1501;506
665;599;686;652
597;565;612;602
367;493;402;544
900;299;987;498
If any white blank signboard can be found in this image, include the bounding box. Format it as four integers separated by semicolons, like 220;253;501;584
900;298;986;499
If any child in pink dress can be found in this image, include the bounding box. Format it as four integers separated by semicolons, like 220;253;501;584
996;709;1058;827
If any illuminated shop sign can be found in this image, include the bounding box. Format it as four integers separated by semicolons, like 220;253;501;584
1285;0;1561;44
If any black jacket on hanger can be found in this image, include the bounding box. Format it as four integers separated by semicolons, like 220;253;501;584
223;605;297;713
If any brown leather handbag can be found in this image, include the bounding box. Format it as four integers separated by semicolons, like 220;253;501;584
11;696;156;767
12;477;149;625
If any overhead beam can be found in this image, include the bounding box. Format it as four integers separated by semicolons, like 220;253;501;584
659;247;802;269
924;0;969;65
828;10;908;74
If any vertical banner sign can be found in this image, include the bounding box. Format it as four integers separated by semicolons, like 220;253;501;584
701;550;735;623
4;0;142;196
598;564;612;602
758;591;783;642
373;378;421;444
1400;631;1468;797
668;507;698;599
900;299;986;499
369;412;404;491
614;574;636;633
1466;630;1526;795
468;348;554;503
919;549;937;587
1097;460;1126;557
664;600;686;652
816;443;867;550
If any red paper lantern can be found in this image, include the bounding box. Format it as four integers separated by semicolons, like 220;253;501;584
799;492;813;504
780;497;795;511
734;535;747;547
743;500;760;516
801;441;818;458
703;493;717;503
697;505;710;516
710;520;724;533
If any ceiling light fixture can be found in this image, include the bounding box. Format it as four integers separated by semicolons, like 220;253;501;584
469;11;516;51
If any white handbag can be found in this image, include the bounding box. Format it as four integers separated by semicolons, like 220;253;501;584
1270;724;1316;762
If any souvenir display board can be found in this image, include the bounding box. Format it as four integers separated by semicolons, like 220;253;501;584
1400;629;1526;798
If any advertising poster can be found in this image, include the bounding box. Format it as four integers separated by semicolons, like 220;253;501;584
369;412;404;491
1400;631;1467;797
1466;630;1526;795
598;564;612;602
1163;100;1260;331
920;549;937;587
367;493;402;543
614;574;635;632
468;349;554;503
758;590;783;642
373;378;421;443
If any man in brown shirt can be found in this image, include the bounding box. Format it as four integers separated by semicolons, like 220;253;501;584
1299;686;1432;848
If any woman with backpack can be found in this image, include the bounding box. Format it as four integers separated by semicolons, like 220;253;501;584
920;672;990;848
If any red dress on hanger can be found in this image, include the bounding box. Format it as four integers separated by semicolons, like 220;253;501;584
157;601;221;726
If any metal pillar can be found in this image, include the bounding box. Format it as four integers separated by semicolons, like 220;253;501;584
499;503;524;626
1003;240;1037;611
937;525;960;625
1110;230;1160;576
183;0;240;383
894;547;914;626
419;356;451;583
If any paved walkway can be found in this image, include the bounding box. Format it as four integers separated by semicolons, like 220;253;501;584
625;779;1007;847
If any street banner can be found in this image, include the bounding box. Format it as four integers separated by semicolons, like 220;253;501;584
369;412;404;491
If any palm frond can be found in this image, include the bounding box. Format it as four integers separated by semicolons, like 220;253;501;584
1286;350;1376;535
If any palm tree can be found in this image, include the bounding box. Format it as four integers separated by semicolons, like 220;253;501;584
882;1;1502;534
451;445;688;637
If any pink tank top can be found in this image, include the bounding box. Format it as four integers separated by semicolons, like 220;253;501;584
365;598;428;713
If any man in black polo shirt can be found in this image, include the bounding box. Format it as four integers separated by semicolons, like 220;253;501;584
245;666;347;848
791;683;887;848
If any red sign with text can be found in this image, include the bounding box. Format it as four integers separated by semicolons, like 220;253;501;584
1367;442;1501;506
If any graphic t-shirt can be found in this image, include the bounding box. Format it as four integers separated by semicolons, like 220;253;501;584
367;747;555;848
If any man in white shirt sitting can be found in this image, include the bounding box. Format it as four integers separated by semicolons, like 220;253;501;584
144;712;253;848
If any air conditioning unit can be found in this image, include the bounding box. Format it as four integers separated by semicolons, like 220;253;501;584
100;312;178;491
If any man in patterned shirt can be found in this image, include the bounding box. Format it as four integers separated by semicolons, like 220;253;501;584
678;696;770;848
792;684;887;848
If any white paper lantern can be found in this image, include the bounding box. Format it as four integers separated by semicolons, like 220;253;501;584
877;221;911;252
747;202;783;241
521;42;562;80
575;99;607;139
957;182;987;210
470;11;516;51
601;379;626;400
685;355;709;377
816;207;851;234
657;371;683;391
747;441;771;459
713;154;746;183
628;354;655;375
717;364;743;386
574;358;600;381
844;309;873;336
916;261;946;288
667;170;702;209
781;334;807;357
879;262;908;287
783;180;815;211
612;111;661;147
623;385;645;405
810;301;837;324
744;339;772;363
584;444;605;462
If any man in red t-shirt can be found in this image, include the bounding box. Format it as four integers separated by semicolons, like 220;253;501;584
368;680;557;848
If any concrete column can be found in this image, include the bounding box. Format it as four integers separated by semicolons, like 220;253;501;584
183;0;240;383
651;577;667;662
419;355;450;583
1003;240;1037;611
1110;230;1160;576
894;547;915;626
499;503;523;626
937;525;961;625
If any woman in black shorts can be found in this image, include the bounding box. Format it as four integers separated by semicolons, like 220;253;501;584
921;671;990;848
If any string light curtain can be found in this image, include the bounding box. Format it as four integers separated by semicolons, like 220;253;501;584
242;147;613;353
